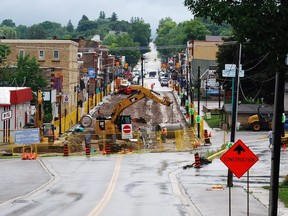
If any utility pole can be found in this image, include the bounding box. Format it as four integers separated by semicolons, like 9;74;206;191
197;66;201;138
269;59;285;216
141;55;144;86
227;43;242;187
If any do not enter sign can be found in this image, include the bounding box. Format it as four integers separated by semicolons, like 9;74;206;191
123;124;131;133
122;124;133;139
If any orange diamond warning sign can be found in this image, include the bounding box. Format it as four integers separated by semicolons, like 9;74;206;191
220;139;259;178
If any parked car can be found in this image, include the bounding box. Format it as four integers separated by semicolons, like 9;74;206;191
161;78;169;87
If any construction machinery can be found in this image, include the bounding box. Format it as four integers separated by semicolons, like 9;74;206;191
80;85;172;136
96;85;172;135
247;105;273;131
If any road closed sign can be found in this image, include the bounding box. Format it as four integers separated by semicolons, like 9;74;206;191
122;124;132;139
220;139;258;178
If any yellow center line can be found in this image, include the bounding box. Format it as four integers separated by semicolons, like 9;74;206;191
88;155;122;216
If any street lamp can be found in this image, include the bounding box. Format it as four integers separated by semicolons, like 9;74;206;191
58;90;62;135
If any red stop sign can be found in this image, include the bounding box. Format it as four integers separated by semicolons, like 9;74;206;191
123;124;131;133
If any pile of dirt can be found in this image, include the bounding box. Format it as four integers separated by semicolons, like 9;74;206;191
92;91;184;132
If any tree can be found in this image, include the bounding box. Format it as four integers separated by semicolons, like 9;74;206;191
15;55;47;91
182;19;211;41
0;44;11;65
66;20;74;33
184;1;288;67
16;25;28;39
1;19;16;27
110;12;118;22
0;26;17;39
28;24;46;39
216;37;275;104
129;17;151;51
102;33;141;68
76;15;97;33
99;11;106;19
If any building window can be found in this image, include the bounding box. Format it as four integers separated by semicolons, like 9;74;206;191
53;50;59;60
19;50;25;57
39;50;45;59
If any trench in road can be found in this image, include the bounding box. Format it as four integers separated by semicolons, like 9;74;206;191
88;155;122;216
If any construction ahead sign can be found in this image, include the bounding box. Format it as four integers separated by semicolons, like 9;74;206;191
220;139;258;178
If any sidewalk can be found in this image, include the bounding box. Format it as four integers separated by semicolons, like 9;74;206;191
179;158;269;216
171;90;288;215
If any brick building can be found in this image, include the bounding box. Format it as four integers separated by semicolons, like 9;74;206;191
0;39;79;121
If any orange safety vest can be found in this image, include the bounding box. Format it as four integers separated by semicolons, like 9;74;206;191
162;128;167;135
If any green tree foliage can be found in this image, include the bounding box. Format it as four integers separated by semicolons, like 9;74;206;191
99;11;106;19
184;1;288;68
196;17;232;36
1;19;16;27
0;44;11;64
110;12;118;22
109;20;131;32
181;19;211;41
102;33;141;68
155;18;212;58
76;15;98;36
66;20;74;33
28;24;46;39
16;25;28;39
38;21;65;39
0;26;17;39
129;17;151;51
15;55;47;91
216;37;275;103
184;0;288;103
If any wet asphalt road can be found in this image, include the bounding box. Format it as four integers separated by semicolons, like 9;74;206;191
0;131;287;216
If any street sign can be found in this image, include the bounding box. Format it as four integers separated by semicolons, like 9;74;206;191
14;128;40;144
222;69;244;77
220;139;258;178
1;110;12;121
196;115;201;123
222;64;244;77
189;108;194;115
122;124;132;139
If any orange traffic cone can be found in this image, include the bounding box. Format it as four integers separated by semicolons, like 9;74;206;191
194;153;202;168
32;152;37;160
22;153;27;160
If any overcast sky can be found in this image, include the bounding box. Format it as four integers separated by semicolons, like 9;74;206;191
0;0;193;37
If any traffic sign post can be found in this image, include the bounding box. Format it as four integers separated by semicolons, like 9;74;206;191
220;139;259;215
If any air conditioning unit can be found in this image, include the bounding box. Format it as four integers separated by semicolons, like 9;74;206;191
77;52;83;59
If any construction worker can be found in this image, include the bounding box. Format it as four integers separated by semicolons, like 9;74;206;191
268;130;273;147
161;127;168;142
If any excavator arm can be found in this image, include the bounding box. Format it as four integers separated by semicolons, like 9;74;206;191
110;85;172;123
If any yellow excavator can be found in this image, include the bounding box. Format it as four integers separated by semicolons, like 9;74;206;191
94;85;172;135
